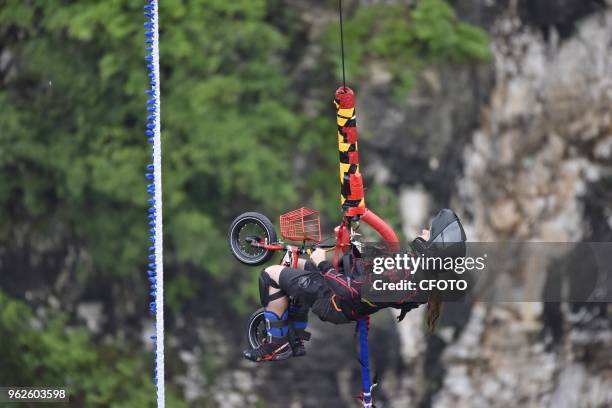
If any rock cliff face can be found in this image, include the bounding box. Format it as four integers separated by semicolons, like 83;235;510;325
354;1;612;407
435;5;612;407
459;4;612;242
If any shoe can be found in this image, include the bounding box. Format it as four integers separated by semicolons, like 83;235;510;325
289;328;310;357
291;339;306;357
243;339;292;362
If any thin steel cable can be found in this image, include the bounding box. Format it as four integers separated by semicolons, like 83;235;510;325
338;0;346;89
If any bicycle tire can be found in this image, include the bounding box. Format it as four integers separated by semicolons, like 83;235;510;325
245;307;293;360
246;307;267;349
228;212;277;266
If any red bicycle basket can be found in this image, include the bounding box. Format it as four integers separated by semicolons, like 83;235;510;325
279;207;321;242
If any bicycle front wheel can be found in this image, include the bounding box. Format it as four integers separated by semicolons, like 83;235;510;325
228;212;277;266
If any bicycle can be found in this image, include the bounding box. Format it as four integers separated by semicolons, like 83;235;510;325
228;207;341;357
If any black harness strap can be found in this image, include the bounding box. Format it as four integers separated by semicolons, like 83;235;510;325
267;319;288;328
268;290;286;303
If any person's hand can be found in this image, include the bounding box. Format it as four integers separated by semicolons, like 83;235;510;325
310;248;326;265
419;229;430;241
411;229;431;257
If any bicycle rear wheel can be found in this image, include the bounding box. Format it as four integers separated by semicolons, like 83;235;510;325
246;307;293;360
246;308;267;349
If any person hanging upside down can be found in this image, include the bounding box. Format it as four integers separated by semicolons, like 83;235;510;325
243;208;466;362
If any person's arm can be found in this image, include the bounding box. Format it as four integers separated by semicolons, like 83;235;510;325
281;246;314;270
411;229;431;255
309;248;334;273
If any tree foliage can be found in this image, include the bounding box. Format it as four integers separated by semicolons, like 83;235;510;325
0;291;187;407
326;0;490;97
0;0;304;281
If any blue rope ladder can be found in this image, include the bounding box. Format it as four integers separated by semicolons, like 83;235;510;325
144;0;165;406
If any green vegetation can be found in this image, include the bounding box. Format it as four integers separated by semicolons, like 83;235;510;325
0;291;187;407
0;0;305;280
327;0;490;97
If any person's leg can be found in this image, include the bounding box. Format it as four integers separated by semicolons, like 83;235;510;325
288;299;310;356
243;265;291;362
263;265;288;317
281;261;322;356
286;259;316;356
262;265;290;348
